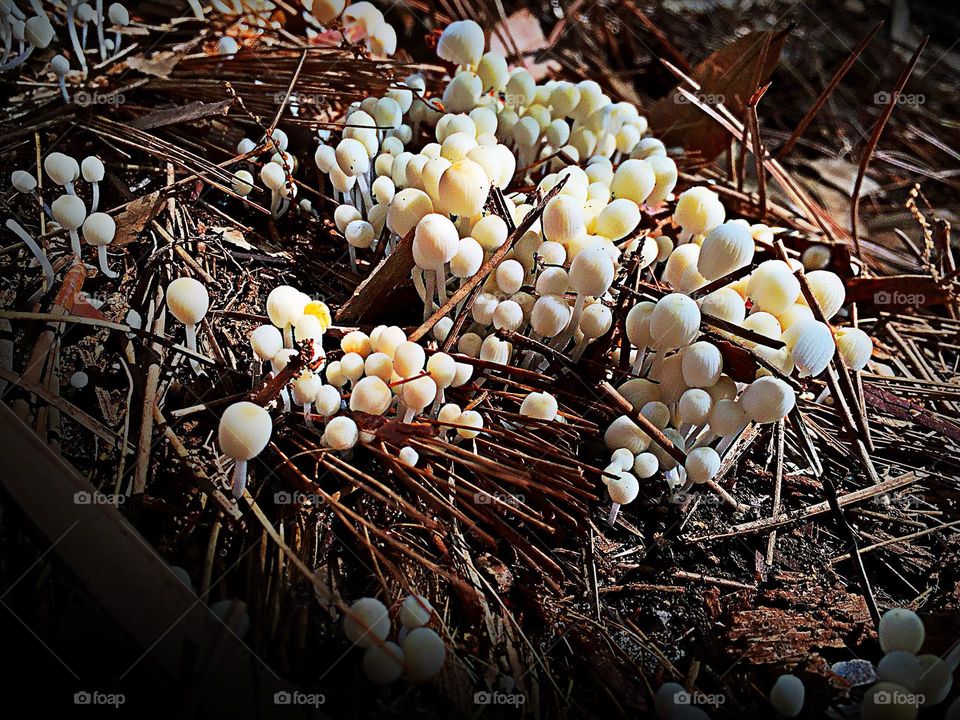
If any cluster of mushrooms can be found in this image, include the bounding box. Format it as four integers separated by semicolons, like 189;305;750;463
8;151;114;300
0;0;130;79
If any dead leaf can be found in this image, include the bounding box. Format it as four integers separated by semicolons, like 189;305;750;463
125;51;184;79
112;192;165;246
650;28;790;161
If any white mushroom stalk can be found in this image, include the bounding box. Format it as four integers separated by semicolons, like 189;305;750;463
5;218;54;298
81;211;118;277
64;3;86;76
218;401;272;498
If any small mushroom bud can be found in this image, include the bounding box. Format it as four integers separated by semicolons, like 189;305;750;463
595;198;641;241
520;391;558;421
915;654;952;706
107;3;129;55
472;214;508;252
363;641;404;684
681;341;723;388
166;277;209;372
674;186;725;240
557;246;615;348
314;385;342;420
451;237;484;279
51;194;87;256
770;674;805;718
343;597;390;649
340;352;365;386
633;452;659;478
218;401;272;498
607;469;639;524
879;608;925;654
81;156;105;212
292;370;323;422
836;327;873;371
782;318;835;377
266;285;308;348
51;54;70;102
398;446;419;467
400;594;433;628
685;446;720;484
800;269;845;319
393;341;426;378
610;448;634;472
646;155;678;206
251;325;283;374
324;415;359;452
739;376;795;424
747;260;801;316
402;627;446;681
217;35;239;54
455;409;483;439
81;212;118;278
802;244;831;270
344;219;375;272
231;170;254;196
495;259;524;295
437;159;490;219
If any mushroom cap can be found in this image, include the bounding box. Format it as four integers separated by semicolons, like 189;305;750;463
520;391;558;421
836;327;873;371
879;608;925;654
218;401;272;460
335;138;370;176
595;198;641;241
604;415;651;455
436;19;484;68
649;293;701;351
340;351;365;382
25;14;55;49
413;213;459;270
400;594;433;628
531;294;571;338
266;285;307;328
569;246;615;297
291;371;323;405
674;186;725;236
770;674;805;717
250;325;283;361
310;0;347;23
363;642;404;684
877;651;923;690
783;318;835;377
455;409;483;438
341;330;372;358
608;471;639;504
646;155;678;206
610;159;655;205
166;277;209;325
685;446;720;484
345;219;375;249
11;169;37;193
402;627;446;681
708;398;748;437
393;341;426;377
495;259;524;295
343;597;390;649
314;384;342;416
323;415;359;451
477;51;509;93
633;452;659;478
398;446;419;467
698;221;754;281
51;193;87;229
81;212;116;246
915;654;952;706
747;260;801;315
739;376;795;424
388;188;434;238
472;214;508;252
579;302;613;339
231;169;254;196
259;162;286;191
678;388;712;425
426;352;457;388
437;159;490;218
400;374;437;412
681;341;723;388
50;53;69;74
108;3;129;25
801;269;846;319
217;36;239;54
450;237;483;278
349;376;392;415
542;194;586;245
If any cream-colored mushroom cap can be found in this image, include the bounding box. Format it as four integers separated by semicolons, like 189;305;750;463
698;221;754;281
218;401;272;460
44;152;79;186
323;415;359;451
166;277;209;325
343;596;390;649
387;188;434;237
649;293;701;351
250;325;283;361
520;391;558;421
437;19;484;67
437;159;490;218
51;194;87;230
739;376;795;423
81;156;105;182
402;627;446;681
879;608;925;654
349;376;392;415
81;212;116;246
685;446;720;484
266;285;307;328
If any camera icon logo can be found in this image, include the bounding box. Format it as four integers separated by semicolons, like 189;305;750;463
674;690;692;705
74;491;91;504
274;691;291;705
74;691;92;705
474;691;491;704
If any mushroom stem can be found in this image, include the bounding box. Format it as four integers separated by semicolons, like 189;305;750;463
554;292;586;350
0;45;34;71
303;401;313;426
96;244;118;278
280;388;291;413
436;263;448;305
231;458;248;498
91;182;100;212
65;180;77;196
401;406;416;423
282;323;293;348
423;270;436;321
81;23;88;49
113;30;121;55
57;75;69;102
269;189;280;216
607;502;621;525
6;219;54;298
348;244;358;273
631;348;646;376
96;0;107;61
411;267;427;303
570;336;590;362
354;174;373;213
184;322;204;373
69;230;82;257
66;3;88;75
